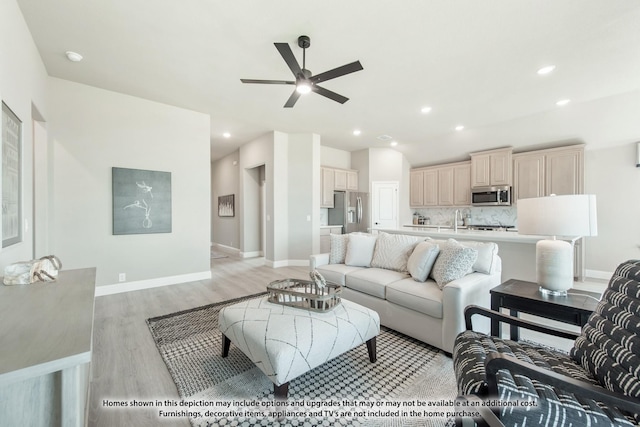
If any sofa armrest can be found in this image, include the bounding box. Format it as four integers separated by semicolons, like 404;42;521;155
310;253;330;270
441;271;501;353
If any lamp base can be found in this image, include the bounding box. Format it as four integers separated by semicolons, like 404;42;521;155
536;238;573;297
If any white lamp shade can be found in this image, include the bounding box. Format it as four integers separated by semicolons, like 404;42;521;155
517;194;598;237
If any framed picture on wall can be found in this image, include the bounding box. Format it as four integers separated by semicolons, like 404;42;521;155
218;194;234;217
2;102;22;248
112;167;172;235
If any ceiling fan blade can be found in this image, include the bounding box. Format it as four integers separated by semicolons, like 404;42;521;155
241;79;295;85
274;42;303;77
312;85;349;104
310;61;363;84
284;90;302;108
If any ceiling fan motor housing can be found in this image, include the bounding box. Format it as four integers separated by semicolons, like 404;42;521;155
298;35;310;49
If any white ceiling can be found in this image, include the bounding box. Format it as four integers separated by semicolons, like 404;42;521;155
16;0;640;166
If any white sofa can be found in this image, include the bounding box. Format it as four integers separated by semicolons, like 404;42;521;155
309;232;502;354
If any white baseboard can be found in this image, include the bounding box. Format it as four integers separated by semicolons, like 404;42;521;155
240;251;262;258
95;270;212;297
212;243;240;256
585;269;613;280
266;259;309;268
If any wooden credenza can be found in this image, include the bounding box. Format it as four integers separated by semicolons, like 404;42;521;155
0;268;96;427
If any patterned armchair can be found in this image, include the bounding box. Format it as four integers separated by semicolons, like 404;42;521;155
452;260;640;427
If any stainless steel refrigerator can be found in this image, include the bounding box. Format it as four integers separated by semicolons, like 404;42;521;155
328;191;369;233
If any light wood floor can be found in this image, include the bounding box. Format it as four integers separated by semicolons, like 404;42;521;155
87;256;308;427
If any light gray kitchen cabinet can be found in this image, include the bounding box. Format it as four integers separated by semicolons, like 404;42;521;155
410;161;470;207
346;170;358;191
334;169;347;190
513;145;584;203
321;167;335;208
453;162;472;206
470;147;513;187
438;167;454;206
410;169;424;207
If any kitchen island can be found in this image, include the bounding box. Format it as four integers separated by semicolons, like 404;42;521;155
374;227;581;283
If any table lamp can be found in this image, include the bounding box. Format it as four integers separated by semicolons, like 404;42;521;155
517;194;598;296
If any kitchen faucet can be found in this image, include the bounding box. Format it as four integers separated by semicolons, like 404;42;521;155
453;209;462;232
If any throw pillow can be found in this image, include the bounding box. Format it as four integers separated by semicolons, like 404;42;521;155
370;232;422;272
431;240;478;289
459;241;499;274
407;241;440;282
345;233;378;267
329;234;350;264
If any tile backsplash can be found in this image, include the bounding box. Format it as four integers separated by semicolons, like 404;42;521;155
411;206;517;228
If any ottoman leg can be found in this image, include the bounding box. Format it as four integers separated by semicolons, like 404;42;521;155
366;337;377;363
221;334;231;357
274;382;289;400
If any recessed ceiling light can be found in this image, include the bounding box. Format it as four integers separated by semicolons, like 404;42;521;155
223;132;231;138
390;141;398;147
537;65;556;75
556;99;571;106
353;129;361;136
65;51;83;62
421;106;432;114
455;125;465;131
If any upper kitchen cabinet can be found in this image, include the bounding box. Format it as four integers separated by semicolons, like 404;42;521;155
453;162;472;205
410;161;470;207
470;147;513;188
410;169;424;206
334;169;347;190
331;167;358;191
512;144;584;203
321;166;359;207
321;167;335;208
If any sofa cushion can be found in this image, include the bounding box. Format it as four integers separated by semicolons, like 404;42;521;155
407;241;440;282
431;239;478;289
386;278;443;318
329;234;349;264
370;232;422;272
345;268;409;299
458;240;498;274
345;233;378;267
316;264;362;286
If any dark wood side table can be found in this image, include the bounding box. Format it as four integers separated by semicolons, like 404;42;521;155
490;278;602;340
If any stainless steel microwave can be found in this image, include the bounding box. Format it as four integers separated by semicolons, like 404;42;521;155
471;186;511;206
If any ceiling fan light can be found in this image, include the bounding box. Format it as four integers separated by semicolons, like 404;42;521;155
296;82;312;94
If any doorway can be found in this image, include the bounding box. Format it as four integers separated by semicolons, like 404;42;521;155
32;115;48;258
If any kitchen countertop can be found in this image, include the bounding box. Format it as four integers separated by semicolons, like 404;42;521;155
320;225;343;229
374;227;580;244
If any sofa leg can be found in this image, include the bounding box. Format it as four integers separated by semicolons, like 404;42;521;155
274;382;289;399
221;334;231;357
366;337;377;363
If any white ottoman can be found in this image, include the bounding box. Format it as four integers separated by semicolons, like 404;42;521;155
219;296;380;398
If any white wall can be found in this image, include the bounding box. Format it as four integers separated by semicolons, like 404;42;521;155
211;151;240;250
47;78;211;287
321;146;351;169
585;142;640;275
0;0;49;269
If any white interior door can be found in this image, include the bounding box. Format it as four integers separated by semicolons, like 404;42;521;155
371;181;398;230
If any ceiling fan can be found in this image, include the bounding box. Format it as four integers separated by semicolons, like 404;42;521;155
241;35;363;108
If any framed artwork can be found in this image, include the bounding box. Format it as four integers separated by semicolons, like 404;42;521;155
218;194;234;217
112;167;172;235
2;102;22;248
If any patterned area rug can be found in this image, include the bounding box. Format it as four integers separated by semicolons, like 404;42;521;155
147;293;458;427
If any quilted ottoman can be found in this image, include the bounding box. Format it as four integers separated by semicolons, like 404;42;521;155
219;296;380;398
